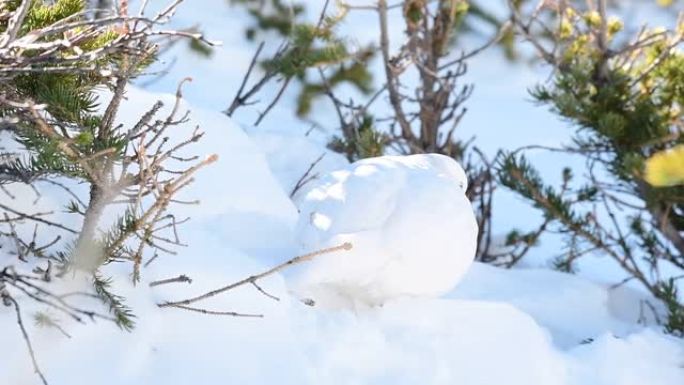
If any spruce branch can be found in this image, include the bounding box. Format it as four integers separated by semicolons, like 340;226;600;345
92;274;134;331
502;0;684;335
0;2;220;381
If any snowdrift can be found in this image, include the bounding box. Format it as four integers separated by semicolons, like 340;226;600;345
0;87;682;385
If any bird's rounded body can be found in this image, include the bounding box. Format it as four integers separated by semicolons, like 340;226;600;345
287;154;478;309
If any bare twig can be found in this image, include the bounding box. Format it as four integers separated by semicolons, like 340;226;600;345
377;0;416;143
0;203;77;234
225;41;268;116
254;77;291;126
290;153;325;198
159;242;353;309
251;281;280;302
149;274;192;287
172;304;263;318
6;295;49;385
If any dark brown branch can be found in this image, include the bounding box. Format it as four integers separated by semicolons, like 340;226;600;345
0;203;77;234
225;41;267;116
377;0;416;144
254;77;291;126
290;153;325;198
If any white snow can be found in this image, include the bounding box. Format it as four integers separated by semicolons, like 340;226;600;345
2;1;684;381
1;86;683;385
103;86;300;259
247;130;349;200
292;298;567;385
566;330;684;385
286;154;478;308
450;262;655;348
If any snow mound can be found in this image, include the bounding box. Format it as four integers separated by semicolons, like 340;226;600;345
2;86;683;385
293;298;567;385
450;262;650;348
566;329;684;385
1;238;309;385
1;85;305;383
5;261;683;385
106;86;299;258
248;130;349;200
287;154;478;308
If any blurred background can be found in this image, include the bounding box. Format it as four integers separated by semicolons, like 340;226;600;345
123;0;683;290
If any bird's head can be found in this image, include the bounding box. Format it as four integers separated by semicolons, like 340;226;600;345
425;154;469;192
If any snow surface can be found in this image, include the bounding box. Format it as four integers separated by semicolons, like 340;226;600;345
2;1;684;381
288;154;477;308
105;86;299;259
248;130;349;200
1;86;683;385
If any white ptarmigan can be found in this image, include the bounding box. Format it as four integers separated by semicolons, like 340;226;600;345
287;154;478;309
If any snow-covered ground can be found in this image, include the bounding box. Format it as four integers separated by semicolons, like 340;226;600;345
2;0;684;383
1;86;682;385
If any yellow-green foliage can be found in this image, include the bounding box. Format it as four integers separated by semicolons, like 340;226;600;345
535;8;684;183
81;29;121;51
645;145;684;187
29;0;84;26
21;0;85;32
503;3;684;337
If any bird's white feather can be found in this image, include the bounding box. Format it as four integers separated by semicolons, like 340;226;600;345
287;154;478;308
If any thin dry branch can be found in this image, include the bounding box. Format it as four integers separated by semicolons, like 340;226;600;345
159;242;353;309
225;41;269;116
254;77;291;126
0;203;77;234
290;152;325;198
149;274;192;287
377;0;416;144
172;304;263;318
5;295;48;385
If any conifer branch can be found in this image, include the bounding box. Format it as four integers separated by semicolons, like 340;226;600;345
0;2;220;380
